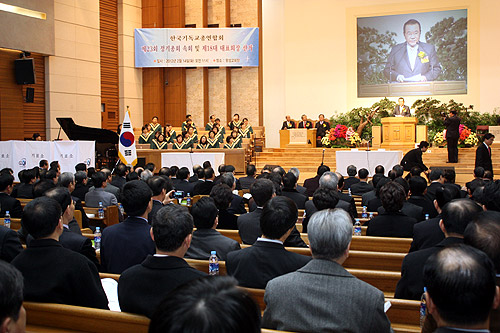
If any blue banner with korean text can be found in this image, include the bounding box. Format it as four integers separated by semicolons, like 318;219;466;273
134;27;259;68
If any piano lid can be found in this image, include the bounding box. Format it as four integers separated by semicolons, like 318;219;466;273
56;118;119;144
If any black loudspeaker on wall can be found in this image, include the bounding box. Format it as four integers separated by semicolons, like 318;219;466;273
14;58;36;85
26;88;34;103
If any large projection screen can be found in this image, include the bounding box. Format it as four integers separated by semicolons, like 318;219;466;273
357;9;467;98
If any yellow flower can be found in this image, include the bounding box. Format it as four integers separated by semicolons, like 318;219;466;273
418;51;429;63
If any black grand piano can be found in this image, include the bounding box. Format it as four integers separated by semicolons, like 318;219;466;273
56;118;119;168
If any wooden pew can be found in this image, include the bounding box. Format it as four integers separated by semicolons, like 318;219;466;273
0;218;22;231
386;299;421;333
84;205;119;228
218;229;243;243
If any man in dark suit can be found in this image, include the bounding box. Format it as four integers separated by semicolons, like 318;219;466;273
465;167;485;196
395;199;482;300
297;114;313;129
475;133;494;175
281;172;308;209
444;110;461;163
238;179;306;248
220;173;246;215
118;204;206;318
407;176;437;218
189;165;201;183
146;176;174;224
239;165;257;190
11;167;35;199
110;163;128;189
303;165;330;197
314;114;330;147
401;141;429;173
101;180;155;274
350;168;373;195
194;167;215;195
11;197;108;309
303;188;341;233
409;184;461;253
227;196;310;289
362;173;386;207
72;171;90;202
0;173;22;218
262;208;391;332
384;19;441;82
0;225;22;262
426;168;445;202
186;197;240;261
0;260;26;332
335;172;358;219
343;165;360;192
393;97;411;116
281;115;295;130
174;167;195;195
85;171;118;208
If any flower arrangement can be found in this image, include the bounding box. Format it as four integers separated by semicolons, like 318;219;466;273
433;131;445;146
459;124;471;142
329;124;348;141
349;132;362;146
464;132;478;146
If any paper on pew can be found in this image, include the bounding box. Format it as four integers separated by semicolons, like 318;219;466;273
384;300;391;313
86;213;96;218
101;278;121;312
243;193;252;200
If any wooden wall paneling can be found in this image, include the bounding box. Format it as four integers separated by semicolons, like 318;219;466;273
22;53;46;139
258;0;263;126
100;0;119;131
0;49;25;141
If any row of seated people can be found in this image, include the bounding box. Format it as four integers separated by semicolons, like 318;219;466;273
1;172;499;332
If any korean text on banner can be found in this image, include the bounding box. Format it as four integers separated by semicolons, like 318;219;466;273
135;27;259;68
118;109;137;166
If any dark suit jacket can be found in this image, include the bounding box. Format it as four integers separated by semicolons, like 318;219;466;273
118;255;206;317
217;209;239;230
338;191;358;218
281;121;295;129
110;176;126;189
343;177;360;191
444;115;461;140
193;180;214;195
350;181;374;195
407;195;437;218
239;176;256;190
228;194;246;215
175;179;195;195
0;225;22;262
101;216;155;274
185;229;241;261
72;183;90;202
297;120;313;129
365;212;417;238
401;148;428;172
465;178;484;192
425;181;443;202
362;190;376;207
281;189;308;209
0;193;22;218
11;238;108;309
237;208;307;248
475;143;493;172
189;174;198;183
409;215;444;253
383;42;441;81
303;175;320;197
393;104;411;117
227;240;311;289
376;201;424;222
148;200;164;224
11;183;33;199
314;121;330;138
302;198;354;233
59;227;100;270
395;237;463;300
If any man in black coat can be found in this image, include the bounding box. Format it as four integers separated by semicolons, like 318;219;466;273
343;165;360;192
0;173;22;218
11;168;36;199
0;225;22;262
303;188;342;233
350;168;374;195
239;165;257;190
227;196;311;289
444;110;461;163
281;115;296;130
401;141;429;173
185;197;240;261
407;176;438;218
395;199;482;300
101;180;155;274
281;172;308;209
118;204;206;318
174;167;195;195
110;164;128;189
194;167;216;195
297;114;313;129
11;197;108;309
335;172;358;218
303;165;330;197
220;173;246;215
425;168;445;202
238;179;306;248
72;171;90;202
475;133;494;175
314;114;330;147
146;176;174;224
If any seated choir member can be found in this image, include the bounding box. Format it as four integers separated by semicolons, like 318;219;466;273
163;123;176;143
150;133;169;149
148;276;261;333
207;131;220;149
0;261;26;332
182;131;194;149
172;134;187;150
228;113;241;130
230;130;243;148
262;209;391;332
214;118;226;135
226;196;311;289
213;124;224;144
138;124;153;144
100;180;155;274
11;197;108;309
239;118;254;138
185;197;241;261
181;114;197;133
224;136;236;149
149;116;162;136
205;114;216;130
197;135;209;149
185;126;198;144
118;204;206;318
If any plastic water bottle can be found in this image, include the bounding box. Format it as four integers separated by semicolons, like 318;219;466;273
209;251;219;275
420;287;427;328
118;203;124;215
354;219;362;236
98;202;104;218
348;188;352;196
94;227;101;250
425;214;429;220
186;193;192;206
4;211;10;229
369;212;374;220
361;206;368;218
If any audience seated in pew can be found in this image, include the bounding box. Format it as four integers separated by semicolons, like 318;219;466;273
350;168;374;195
185;197;240;261
193;167;215;195
173;167;195;194
0;223;22;262
0;261;26;333
146;176;174;224
395;199;482;300
101;180;155;274
407;175;438;218
0;173;23;218
110;164;128;190
483;179;500;212
303;165;330;197
11;197;108;309
210;184;239;230
72;171;90;202
281;172;308;209
149;276;261;333
11;168;36;199
118;204;206;318
343;165;360;192
220;172;246;214
362;166;386;207
239;164;257;190
85;171;118;208
59;172;90;230
262;208;391;332
227;196;310;289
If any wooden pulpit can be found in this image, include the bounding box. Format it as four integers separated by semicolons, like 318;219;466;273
280;129;317;148
381;117;418;149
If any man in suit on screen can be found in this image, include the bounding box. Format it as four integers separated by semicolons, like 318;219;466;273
384;19;441;83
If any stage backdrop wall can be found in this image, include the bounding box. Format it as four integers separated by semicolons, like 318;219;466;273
263;0;500;148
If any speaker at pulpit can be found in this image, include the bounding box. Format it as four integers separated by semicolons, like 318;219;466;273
381;117;418;149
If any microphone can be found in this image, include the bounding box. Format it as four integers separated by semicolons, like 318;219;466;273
321;148;326;166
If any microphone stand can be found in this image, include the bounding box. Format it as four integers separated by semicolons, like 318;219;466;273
321;148;325;166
